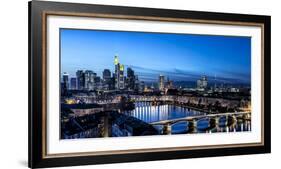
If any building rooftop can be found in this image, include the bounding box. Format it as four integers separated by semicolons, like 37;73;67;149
62;103;102;109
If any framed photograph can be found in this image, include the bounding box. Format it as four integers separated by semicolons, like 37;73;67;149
28;0;271;168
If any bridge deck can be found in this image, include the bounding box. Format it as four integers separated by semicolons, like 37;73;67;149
150;112;251;125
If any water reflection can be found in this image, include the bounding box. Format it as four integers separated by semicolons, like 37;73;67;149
124;102;251;134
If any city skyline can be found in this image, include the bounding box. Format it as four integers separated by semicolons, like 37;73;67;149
60;29;252;139
61;28;251;84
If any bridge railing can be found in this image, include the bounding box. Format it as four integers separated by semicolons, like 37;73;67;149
150;111;251;126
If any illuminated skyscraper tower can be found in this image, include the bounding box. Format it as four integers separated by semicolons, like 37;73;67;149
159;75;165;91
114;55;125;90
114;55;119;65
119;64;125;89
114;55;120;89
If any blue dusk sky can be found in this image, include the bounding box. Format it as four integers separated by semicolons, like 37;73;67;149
61;29;251;84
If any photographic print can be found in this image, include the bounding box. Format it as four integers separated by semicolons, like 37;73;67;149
29;1;270;167
60;29;252;139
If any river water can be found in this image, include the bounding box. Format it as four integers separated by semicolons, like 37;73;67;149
123;102;251;134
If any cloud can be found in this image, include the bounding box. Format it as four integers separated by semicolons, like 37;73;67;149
126;65;250;84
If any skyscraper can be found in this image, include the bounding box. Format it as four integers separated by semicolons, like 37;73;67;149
112;73;116;90
119;64;125;89
114;55;120;90
103;69;111;80
76;70;85;90
197;76;208;90
114;55;125;90
70;77;77;90
127;67;135;90
202;76;208;88
134;75;140;92
139;81;145;92
166;77;174;89
103;69;112;90
61;72;69;95
94;76;102;90
62;72;69;90
159;75;165;91
84;70;96;90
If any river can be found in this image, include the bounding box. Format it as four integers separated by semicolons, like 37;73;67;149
123;102;251;134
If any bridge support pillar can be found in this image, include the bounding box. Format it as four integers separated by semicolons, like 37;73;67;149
225;115;229;126
187;119;197;133
163;123;172;135
236;114;244;124
232;115;237;123
226;115;237;126
210;117;219;129
242;113;251;121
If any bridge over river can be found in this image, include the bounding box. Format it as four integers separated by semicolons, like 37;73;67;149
149;111;251;135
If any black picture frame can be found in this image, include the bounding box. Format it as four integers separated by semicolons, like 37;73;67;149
28;0;271;168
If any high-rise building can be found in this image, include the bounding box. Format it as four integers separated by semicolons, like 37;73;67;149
166;77;173;89
139;81;145;92
62;72;69;90
114;55;125;90
112;73;116;90
127;67;135;90
84;70;96;90
76;70;85;90
119;64;125;89
159;75;165;91
103;69;111;80
94;76;101;89
134;75;139;92
202;76;208;88
70;77;77;90
167;81;173;89
197;76;208;90
95;76;101;82
114;55;120;90
103;69;112;90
